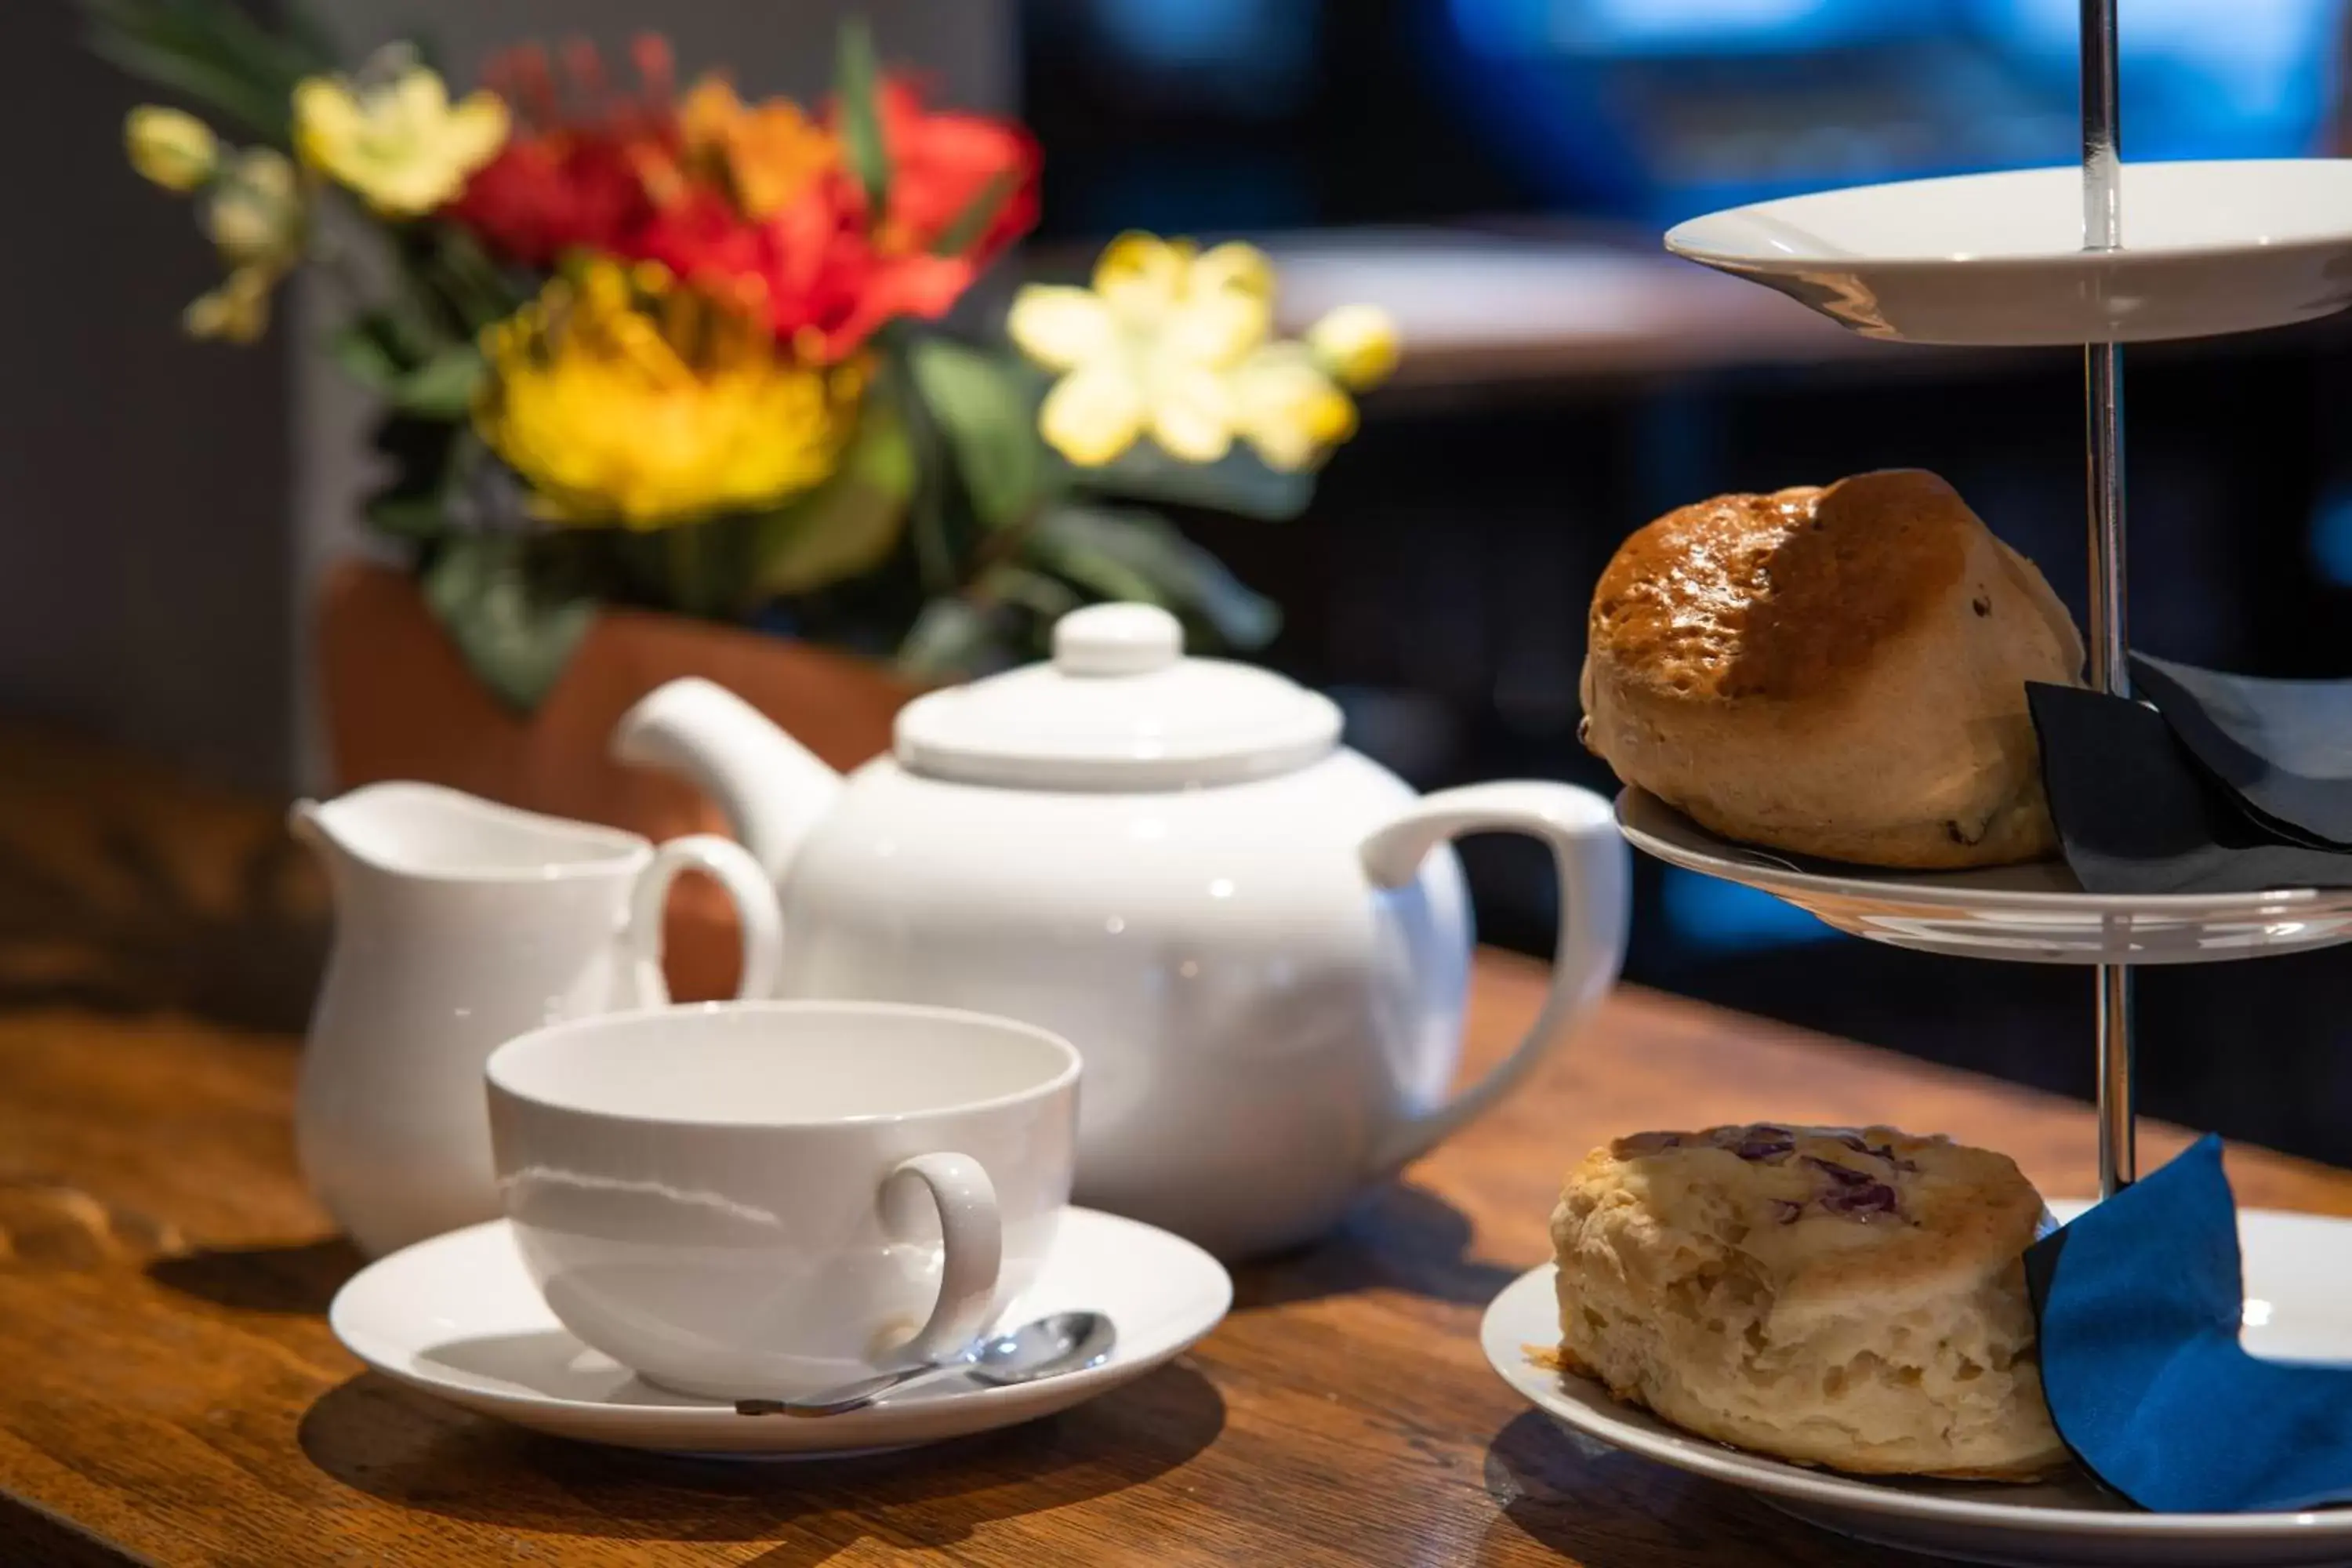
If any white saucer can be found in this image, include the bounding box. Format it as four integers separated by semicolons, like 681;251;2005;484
1617;789;2352;966
1664;160;2352;346
1485;1204;2352;1566
328;1207;1231;1457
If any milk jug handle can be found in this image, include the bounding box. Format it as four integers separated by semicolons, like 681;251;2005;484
1356;782;1629;1175
625;835;786;1002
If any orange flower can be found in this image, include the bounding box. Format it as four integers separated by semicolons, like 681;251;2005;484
676;78;837;219
633;78;1037;361
441;36;1037;362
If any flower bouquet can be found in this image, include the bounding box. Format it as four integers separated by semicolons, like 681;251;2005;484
89;1;1396;710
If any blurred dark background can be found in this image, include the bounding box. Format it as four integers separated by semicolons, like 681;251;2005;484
13;0;2352;1164
1018;0;2352;1167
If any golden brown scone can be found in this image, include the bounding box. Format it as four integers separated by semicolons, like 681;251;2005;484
1580;470;2084;869
1550;1123;2067;1481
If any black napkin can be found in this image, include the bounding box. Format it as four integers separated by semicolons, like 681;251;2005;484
2129;653;2352;847
2026;681;2352;894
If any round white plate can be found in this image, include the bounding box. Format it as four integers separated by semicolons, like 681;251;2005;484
1485;1204;2352;1566
328;1207;1231;1457
1664;160;2352;346
1617;789;2352;965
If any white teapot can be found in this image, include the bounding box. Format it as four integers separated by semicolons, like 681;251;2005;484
612;604;1628;1258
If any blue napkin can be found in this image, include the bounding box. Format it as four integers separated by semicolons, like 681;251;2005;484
2025;1134;2352;1512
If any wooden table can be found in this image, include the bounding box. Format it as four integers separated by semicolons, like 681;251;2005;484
8;732;2352;1567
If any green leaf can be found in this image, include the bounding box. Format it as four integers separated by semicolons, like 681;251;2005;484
390;344;485;419
1065;441;1314;523
425;223;527;332
187;0;331;89
278;0;341;71
328;321;483;417
328;303;447;379
363;492;452;541
81;0;326;142
930;169;1018;257
1027;521;1161;607
906;338;1044;530
745;405;916;599
973;563;1081;622
1030;505;1279;649
419;535;597;713
327;318;407;395
834;19;891;214
897;596;1004;681
86;32;290;140
359;417;480;541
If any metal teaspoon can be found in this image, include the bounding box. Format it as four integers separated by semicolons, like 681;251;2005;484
735;1310;1117;1418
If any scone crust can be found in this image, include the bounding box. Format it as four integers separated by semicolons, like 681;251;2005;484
1581;470;2085;869
1549;1123;2068;1481
1590;477;1963;706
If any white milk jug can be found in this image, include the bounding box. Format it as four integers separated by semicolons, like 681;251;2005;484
290;782;782;1256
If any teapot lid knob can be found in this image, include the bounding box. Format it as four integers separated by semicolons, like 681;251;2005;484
898;598;1340;787
1052;602;1183;677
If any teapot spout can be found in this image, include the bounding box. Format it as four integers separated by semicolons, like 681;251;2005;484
611;677;844;884
287;797;327;850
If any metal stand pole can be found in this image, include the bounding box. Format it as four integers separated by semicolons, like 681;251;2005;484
2082;0;2136;1197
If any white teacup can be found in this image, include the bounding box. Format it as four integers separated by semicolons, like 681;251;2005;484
484;1000;1080;1400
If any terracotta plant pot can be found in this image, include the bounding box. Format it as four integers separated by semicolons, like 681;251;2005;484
316;559;919;999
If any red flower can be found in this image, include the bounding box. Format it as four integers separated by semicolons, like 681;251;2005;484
631;176;979;363
630;78;1036;361
867;79;1039;264
445;37;675;266
439;38;1039;363
447;132;653;267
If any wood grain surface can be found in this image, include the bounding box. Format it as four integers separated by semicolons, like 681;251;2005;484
5;728;2352;1567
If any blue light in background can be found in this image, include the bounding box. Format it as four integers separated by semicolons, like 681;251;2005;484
1435;0;2343;224
1659;868;1842;954
1450;0;1938;57
2308;485;2352;586
1097;0;1270;66
1069;0;1322;228
1976;0;2339;158
1087;0;1319;117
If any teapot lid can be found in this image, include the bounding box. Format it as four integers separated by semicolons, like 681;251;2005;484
893;604;1341;790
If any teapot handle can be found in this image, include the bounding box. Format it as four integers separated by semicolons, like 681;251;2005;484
625;835;787;1003
1358;782;1629;1175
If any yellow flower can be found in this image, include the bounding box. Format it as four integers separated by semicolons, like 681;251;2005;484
183;149;305;343
202;148;303;268
293;53;508;218
1305;303;1399;390
475;260;858;530
183;265;278;343
1226;343;1359;472
124;106;218;191
1010;232;1384;471
1009;232;1276;467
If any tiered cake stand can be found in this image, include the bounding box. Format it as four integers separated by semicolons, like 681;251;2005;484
1652;2;2352;1204
1486;4;2352;1563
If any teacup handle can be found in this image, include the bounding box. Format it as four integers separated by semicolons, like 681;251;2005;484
884;1152;1004;1365
625;834;786;1003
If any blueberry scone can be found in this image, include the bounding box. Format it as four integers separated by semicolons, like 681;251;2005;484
1549;1123;2066;1479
